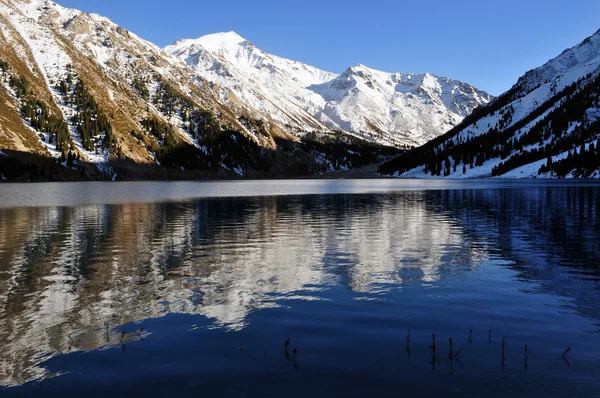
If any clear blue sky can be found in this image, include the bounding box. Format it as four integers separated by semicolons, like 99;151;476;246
58;0;600;95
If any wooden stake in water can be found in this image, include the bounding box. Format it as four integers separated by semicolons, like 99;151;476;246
429;333;437;371
501;337;506;371
562;347;571;367
406;329;411;360
468;328;473;345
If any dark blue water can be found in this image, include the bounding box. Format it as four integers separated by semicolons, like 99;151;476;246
0;180;599;397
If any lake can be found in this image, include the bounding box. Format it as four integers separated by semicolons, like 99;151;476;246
0;180;599;397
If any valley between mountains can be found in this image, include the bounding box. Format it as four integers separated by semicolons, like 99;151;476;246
0;0;598;181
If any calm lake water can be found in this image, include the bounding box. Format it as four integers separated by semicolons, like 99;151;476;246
0;180;599;397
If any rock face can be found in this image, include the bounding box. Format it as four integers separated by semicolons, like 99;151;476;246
379;29;600;179
165;32;493;148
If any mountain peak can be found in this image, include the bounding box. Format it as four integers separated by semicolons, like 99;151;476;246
167;31;248;54
196;31;247;49
342;64;378;78
348;64;381;73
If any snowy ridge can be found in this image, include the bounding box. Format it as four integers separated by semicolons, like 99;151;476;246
310;65;491;147
165;32;493;148
516;29;600;96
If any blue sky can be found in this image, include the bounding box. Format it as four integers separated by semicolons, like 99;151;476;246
58;0;600;95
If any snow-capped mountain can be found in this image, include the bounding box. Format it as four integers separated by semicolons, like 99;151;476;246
0;0;399;181
380;28;600;179
165;32;493;148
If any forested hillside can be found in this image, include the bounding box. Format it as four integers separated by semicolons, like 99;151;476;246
380;29;600;179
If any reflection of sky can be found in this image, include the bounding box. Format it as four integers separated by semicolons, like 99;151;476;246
0;185;598;387
0;179;597;208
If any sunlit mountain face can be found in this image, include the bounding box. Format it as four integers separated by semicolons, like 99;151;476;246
0;185;599;395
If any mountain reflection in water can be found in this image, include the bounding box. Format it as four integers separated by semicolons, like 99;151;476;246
0;183;599;396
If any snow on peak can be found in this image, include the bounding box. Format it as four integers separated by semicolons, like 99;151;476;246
195;31;247;51
349;64;370;71
166;31;248;54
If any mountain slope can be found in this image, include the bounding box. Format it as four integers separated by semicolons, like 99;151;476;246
379;29;600;179
165;32;493;148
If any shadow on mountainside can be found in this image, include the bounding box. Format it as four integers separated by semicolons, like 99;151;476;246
0;136;402;182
